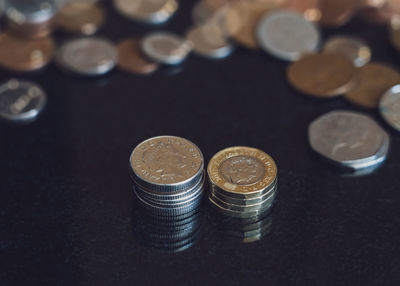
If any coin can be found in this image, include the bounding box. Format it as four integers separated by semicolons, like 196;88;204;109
0;34;55;72
116;38;159;74
256;10;320;61
359;3;396;24
279;0;321;22
209;195;273;218
309;110;390;170
0;79;47;121
56;2;105;35
186;24;233;59
5;17;55;39
379;84;400;131
318;0;359;27
323;35;371;67
141;32;192;65
344;63;400;108
287;53;356;98
113;0;178;24
56;37;118;76
192;0;214;25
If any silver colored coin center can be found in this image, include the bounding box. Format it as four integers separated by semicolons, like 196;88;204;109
219;155;265;186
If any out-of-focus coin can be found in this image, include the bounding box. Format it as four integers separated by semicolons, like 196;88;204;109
390;16;400;52
141;32;192;65
116;38;159;74
256;10;320;61
309;110;389;170
344;63;400;108
323;36;371;67
0;79;46;121
186;24;233;59
317;0;359;27
56;37;118;76
379;84;400;131
192;0;214;25
359;1;397;25
56;2;105;35
279;0;321;22
113;0;178;24
287;53;356;98
0;33;55;72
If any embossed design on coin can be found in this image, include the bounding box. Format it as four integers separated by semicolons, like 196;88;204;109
219;156;265;185
379;84;400;131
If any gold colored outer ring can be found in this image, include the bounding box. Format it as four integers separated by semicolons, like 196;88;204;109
207;146;277;195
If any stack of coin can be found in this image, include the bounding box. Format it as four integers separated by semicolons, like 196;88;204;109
129;136;205;216
207;146;278;218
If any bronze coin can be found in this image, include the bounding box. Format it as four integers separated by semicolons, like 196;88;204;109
0;33;55;72
318;0;359;27
117;39;159;74
344;63;400;108
287;53;357;98
5;18;55;39
279;0;321;22
57;3;105;35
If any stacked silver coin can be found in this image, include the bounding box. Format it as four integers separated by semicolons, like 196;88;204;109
129;136;205;216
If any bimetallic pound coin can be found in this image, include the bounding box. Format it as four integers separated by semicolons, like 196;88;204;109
141;32;192;65
287;53;356;98
57;2;105;35
0;79;47;121
379;84;400;131
309;110;390;170
256;10;320;61
116;38;159;74
323;36;371;67
56;37;118;76
0;34;55;72
344;63;400;108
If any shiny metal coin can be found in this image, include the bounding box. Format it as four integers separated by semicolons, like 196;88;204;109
0;79;46;122
379;84;400;131
323;35;371;67
209;191;276;212
141;32;192;65
256;10;320;61
309;110;390;170
56;37;118;76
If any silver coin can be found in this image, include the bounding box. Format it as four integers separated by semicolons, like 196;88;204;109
56;37;118;76
186;24;233;59
256;10;320;61
113;0;178;24
141;32;192;65
309;110;390;170
0;79;47;122
5;0;60;23
323;35;371;67
379;84;400;132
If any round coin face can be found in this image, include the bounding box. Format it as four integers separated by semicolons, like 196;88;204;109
0;79;47;121
287;53;356;98
141;32;192;65
208;146;277;195
117;38;159;74
379;84;400;131
256;10;320;61
309;110;389;169
344;63;400;108
56;37;118;76
130;136;204;188
323;35;371;67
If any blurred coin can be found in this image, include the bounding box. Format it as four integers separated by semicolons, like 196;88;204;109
192;0;214;25
309;110;389;170
0;33;55;72
141;32;192;65
279;0;321;22
323;36;371;67
56;37;118;76
256;10;320;61
113;0;178;24
318;0;359;27
359;2;396;24
116;38;159;74
344;63;400;108
379;84;400;131
287;53;356;98
57;2;105;35
0;79;46;122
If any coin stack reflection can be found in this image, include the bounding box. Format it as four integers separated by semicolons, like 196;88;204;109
207;147;278;218
130;136;205;216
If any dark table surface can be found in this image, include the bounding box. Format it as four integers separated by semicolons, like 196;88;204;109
1;1;400;285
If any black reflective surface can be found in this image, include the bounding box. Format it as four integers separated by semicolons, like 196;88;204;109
1;1;400;285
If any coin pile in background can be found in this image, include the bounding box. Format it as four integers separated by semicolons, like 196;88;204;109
129;136;205;217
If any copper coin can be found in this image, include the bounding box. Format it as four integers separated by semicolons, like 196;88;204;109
318;0;360;27
344;63;400;108
0;33;55;72
5;17;55;39
279;0;321;22
117;39;159;74
57;3;105;35
287;53;357;98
